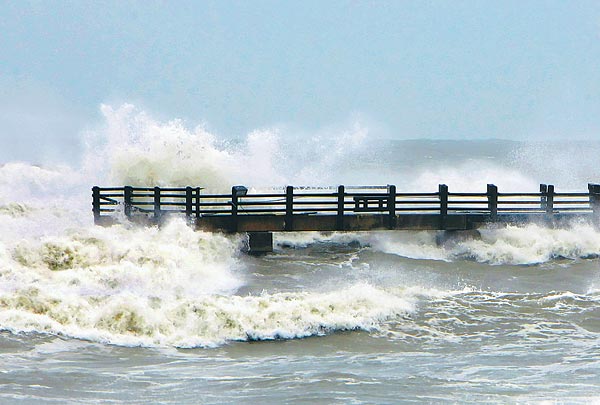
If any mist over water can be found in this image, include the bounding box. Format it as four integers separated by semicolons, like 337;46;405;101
1;104;599;402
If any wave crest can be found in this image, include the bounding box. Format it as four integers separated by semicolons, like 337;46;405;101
0;283;417;348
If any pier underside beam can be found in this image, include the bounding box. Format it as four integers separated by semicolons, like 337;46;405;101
194;212;589;234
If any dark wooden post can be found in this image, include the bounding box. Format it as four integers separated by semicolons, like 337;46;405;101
487;184;498;220
540;184;548;211
546;185;554;215
185;187;193;218
387;184;396;229
285;186;294;231
195;187;201;220
153;186;161;222
92;186;101;224
124;186;133;219
231;186;239;232
439;184;448;230
337;185;345;231
588;184;600;218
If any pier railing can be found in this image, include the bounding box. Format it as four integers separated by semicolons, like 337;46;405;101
93;183;600;231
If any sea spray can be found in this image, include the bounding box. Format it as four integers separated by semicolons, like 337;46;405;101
3;219;244;295
453;223;600;264
83;104;584;193
273;223;600;266
92;104;290;189
406;161;538;192
90;104;374;189
365;223;600;265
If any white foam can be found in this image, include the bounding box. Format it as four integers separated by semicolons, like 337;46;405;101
367;231;449;261
4;219;243;295
367;223;600;265
460;223;600;264
0;281;418;348
274;231;369;249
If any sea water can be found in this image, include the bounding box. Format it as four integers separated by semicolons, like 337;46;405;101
0;104;599;403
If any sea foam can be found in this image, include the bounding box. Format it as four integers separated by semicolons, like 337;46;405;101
366;223;600;265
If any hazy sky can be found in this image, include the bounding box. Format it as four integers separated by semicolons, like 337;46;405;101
2;0;600;162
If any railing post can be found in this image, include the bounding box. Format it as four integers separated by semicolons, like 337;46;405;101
337;185;345;231
124;186;133;219
439;184;448;230
588;184;600;220
540;184;548;211
231;186;239;232
195;187;201;220
92;186;101;224
285;186;294;231
387;184;396;229
185;186;193;218
154;186;161;222
546;185;554;215
487;184;498;220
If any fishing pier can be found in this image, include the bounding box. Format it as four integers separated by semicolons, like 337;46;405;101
93;184;600;253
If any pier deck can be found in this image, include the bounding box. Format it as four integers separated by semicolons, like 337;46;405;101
93;183;600;234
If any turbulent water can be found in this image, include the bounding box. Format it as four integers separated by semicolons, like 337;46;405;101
1;105;599;403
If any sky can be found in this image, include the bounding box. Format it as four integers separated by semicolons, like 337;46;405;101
2;0;600;163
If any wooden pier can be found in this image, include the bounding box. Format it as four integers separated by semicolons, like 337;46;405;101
93;184;600;253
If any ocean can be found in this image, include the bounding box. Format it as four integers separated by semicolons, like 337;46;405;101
0;105;599;403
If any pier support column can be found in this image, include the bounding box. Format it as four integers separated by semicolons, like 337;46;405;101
248;232;273;255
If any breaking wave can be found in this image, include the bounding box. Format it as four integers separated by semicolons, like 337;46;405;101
367;223;600;265
273;221;600;266
0;280;417;348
